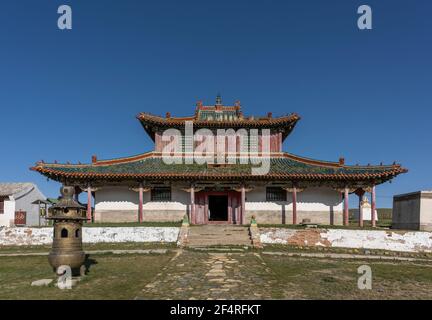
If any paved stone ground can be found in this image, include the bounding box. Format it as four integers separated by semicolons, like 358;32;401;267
138;249;281;300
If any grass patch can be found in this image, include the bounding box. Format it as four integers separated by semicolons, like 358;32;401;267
1;247;432;300
263;255;432;299
0;242;177;255
261;244;432;259
0;245;51;254
0;251;175;299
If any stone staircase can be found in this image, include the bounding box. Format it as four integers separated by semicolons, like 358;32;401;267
186;225;252;248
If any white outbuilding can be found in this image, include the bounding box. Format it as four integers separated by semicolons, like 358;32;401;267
393;191;432;231
0;183;47;227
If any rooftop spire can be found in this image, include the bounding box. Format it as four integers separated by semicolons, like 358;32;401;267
215;93;222;106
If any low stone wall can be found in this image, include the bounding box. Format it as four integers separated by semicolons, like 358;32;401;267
0;227;180;246
260;228;432;253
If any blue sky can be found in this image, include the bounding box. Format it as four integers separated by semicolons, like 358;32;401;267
0;0;431;207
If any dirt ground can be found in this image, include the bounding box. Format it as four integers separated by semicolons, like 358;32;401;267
1;245;432;300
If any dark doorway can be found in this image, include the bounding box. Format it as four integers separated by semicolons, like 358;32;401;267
208;195;228;221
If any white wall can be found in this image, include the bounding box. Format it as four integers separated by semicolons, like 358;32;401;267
0;198;15;227
392;191;432;231
95;187;139;211
14;185;46;226
143;187;188;211
93;185;343;224
95;186;189;211
260;228;432;253
420;195;432;230
246;186;342;212
95;186;342;212
0;227;180;246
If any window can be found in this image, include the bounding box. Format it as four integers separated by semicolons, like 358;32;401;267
61;228;68;238
0;197;4;214
151;187;171;201
266;187;287;202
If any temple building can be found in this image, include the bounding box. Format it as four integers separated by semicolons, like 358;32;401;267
31;96;407;226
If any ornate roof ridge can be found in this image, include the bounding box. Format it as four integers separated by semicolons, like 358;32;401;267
32;151;159;168
136;111;300;125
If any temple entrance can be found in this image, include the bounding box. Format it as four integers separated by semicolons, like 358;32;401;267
194;191;240;224
208;195;228;221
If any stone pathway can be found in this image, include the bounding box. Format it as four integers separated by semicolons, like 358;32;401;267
138;250;279;299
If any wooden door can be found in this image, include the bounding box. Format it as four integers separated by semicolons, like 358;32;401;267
195;192;206;225
14;210;26;225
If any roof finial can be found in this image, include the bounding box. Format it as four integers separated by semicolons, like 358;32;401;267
215;93;222;106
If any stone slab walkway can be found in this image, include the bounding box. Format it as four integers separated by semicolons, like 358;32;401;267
137;250;280;300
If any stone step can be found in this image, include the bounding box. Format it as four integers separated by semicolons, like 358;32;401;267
186;225;252;247
188;235;250;240
188;246;249;251
190;233;248;236
187;237;251;242
188;241;251;247
188;241;250;245
189;233;249;238
189;231;249;237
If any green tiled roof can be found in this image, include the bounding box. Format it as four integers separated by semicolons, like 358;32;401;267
31;153;407;183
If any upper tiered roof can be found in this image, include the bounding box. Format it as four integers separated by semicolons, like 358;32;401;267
30;95;408;186
137;95;300;140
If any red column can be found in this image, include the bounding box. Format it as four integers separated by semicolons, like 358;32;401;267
292;186;297;225
190;185;195;224
344;187;349;226
241;185;246;225
371;186;376;227
358;194;363;228
138;184;143;223
87;185;92;223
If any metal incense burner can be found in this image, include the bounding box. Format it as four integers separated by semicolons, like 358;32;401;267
47;185;87;276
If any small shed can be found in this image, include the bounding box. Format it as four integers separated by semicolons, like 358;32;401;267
0;183;47;227
393;191;432;231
